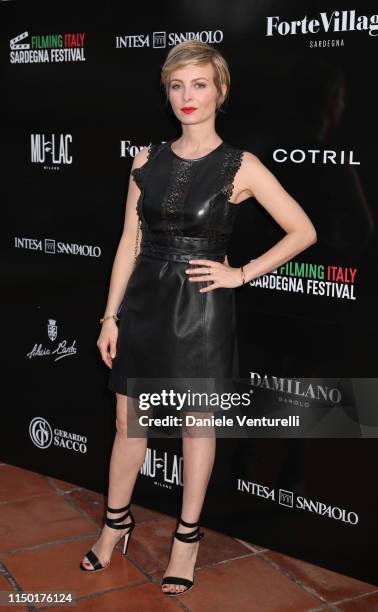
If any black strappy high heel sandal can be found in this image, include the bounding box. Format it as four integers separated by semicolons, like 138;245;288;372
161;517;205;596
79;502;135;572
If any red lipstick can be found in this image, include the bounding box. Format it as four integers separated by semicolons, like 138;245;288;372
181;107;197;114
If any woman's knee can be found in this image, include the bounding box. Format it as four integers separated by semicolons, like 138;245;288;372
182;411;216;438
115;414;129;436
115;395;148;449
115;393;128;434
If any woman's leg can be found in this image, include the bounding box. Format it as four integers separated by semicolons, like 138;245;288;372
162;415;216;594
81;393;148;569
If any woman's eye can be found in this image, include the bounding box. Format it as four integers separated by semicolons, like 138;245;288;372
170;83;206;89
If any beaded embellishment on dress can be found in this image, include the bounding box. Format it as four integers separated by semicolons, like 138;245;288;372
131;140;244;240
209;147;244;240
205;147;244;240
221;148;244;203
161;157;193;234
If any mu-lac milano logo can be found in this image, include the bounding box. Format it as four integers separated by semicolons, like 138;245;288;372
31;133;72;169
140;447;183;489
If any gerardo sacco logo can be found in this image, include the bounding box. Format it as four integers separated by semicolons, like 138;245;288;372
266;10;378;48
29;417;53;448
26;318;77;362
29;417;88;453
236;478;359;525
31;134;72;168
140;447;183;489
14;236;101;257
10;31;86;63
116;29;223;49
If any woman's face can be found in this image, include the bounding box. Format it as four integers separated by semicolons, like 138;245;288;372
168;62;224;124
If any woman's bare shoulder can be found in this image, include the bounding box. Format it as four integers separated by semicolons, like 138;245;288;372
239;149;261;167
131;144;153;171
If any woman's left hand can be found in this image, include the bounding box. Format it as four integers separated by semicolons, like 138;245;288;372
186;255;243;293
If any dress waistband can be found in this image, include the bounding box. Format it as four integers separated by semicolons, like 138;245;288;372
139;232;229;263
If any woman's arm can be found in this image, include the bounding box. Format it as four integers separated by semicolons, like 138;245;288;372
102;146;149;319
97;145;149;367
239;152;317;283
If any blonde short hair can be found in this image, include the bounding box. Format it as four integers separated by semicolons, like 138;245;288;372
160;40;230;111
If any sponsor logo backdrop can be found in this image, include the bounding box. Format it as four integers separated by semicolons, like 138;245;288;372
2;0;377;583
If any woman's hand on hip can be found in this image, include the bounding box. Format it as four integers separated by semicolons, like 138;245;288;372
185;255;243;292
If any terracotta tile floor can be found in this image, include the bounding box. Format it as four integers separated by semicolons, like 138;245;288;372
0;463;377;611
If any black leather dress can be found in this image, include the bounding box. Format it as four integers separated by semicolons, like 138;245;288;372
107;139;244;413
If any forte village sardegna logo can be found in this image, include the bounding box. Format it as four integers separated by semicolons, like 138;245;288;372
266;9;378;47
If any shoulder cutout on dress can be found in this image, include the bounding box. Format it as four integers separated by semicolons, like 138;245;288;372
219;146;244;203
131;142;165;189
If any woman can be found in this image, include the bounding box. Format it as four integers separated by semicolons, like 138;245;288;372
79;40;317;596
